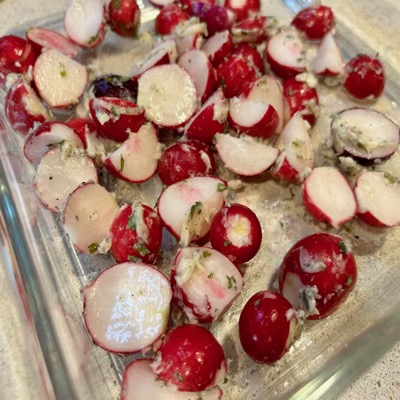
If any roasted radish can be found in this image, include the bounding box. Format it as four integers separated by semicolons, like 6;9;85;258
83;262;172;353
279;233;357;319
201;30;234;67
108;0;141;38
155;4;190;36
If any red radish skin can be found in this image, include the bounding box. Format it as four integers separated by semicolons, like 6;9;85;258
110;203;162;264
210;203;262;264
231;16;268;44
292;5;335;41
224;0;260;21
278;233;357;320
155;4;190;36
151;324;227;392
196;4;232;36
66;118;98;148
232;44;264;74
312;32;344;78
108;0;141;38
121;359;223;400
181;0;214;14
343;54;385;100
239;291;300;363
158;140;215;185
83;262;172;353
26;28;79;58
201;30;234;67
302;167;357;228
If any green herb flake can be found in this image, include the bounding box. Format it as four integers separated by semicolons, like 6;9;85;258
384;172;398;184
128;255;141;262
220;77;226;91
59;63;67;78
112;0;122;10
88;242;99;254
224;240;232;247
253;299;260;306
203;250;212;258
110;105;120;117
127;210;137;230
226;275;237;290
356;141;368;152
134;243;150;256
338;241;349;254
207;273;214;279
175;372;185;382
87;33;99;45
345;276;353;286
119;154;125;173
217;183;227;192
189;201;202;219
291;138;304;148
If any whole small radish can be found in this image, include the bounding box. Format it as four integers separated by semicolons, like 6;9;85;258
155;4;190;36
108;0;141;38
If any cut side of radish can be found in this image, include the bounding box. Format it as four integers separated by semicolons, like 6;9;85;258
312;32;344;77
137;64;198;128
121;359;222;400
149;0;175;7
331;108;399;160
214;133;278;176
201;30;234;67
355;171;400;227
83;262;172;353
302;166;357;228
33;49;88;108
24;121;84;164
27;27;79;58
171;246;243;323
174;18;207;56
104;123;160;183
62;182;120;254
34;146;98;213
157;176;227;245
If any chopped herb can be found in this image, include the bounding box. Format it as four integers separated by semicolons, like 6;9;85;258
226;275;237;290
128;255;141;262
47;140;65;148
220;77;226;91
88;242;99;254
223;377;228;384
291;139;304;148
87;33;99;45
224;240;232;247
203;250;212;258
253;299;260;306
59;63;67;77
134;243;150;256
384;172;398;184
296;57;304;63
127;209;137;230
356;141;368;152
279;221;284;228
345;276;353;286
175;372;185;382
112;0;122;10
207;273;214;279
189;201;202;219
110;105;120;117
343;224;352;233
196;394;203;400
338;241;349;254
119;154;125;172
217;183;227;192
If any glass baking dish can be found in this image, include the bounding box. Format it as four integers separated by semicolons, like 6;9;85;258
1;1;400;399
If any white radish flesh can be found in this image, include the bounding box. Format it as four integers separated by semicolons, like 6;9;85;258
201;30;233;66
312;32;344;76
84;263;172;353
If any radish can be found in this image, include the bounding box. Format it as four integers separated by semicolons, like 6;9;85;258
343;54;385;100
355;171;400;228
24;121;84;164
178;49;215;102
83;262;172;353
171;246;244;323
137;64;198;128
158;140;215;186
201;30;234;67
184;88;229;142
89;97;145;142
33;49;88;108
271;114;314;182
214;133;278;176
5;78;52;135
231;16;268;44
291;5;335;41
64;0;106;48
279;233;357;319
174;18;208;56
66;118;98;148
155;4;190;36
121;359;222;400
34;146;98;213
224;0;260;21
209;203;262;263
228;97;279;139
108;0;141;38
331;108;399;161
239;291;300;363
196;4;232;37
265;28;307;79
302;167;357;228
91;74;138;101
26;28;79;58
104;123;160;183
157;176;227;245
149;0;175;7
62;182;120;255
151;324;227;392
232;44;264;74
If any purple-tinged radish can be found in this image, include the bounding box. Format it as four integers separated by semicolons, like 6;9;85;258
201;30;234;67
331;108;400;161
83;262;172;353
138;64;198;128
121;359;222;400
91;74;138;101
33;49;88;108
302;167;357;228
104;123;160;183
24;121;84;164
157;176;227;246
34;146;98;213
355;171;400;228
214;133;278;177
62;182;119;255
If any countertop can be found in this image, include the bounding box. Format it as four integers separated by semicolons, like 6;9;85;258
0;0;399;399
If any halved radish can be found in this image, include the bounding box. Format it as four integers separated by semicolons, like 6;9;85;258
104;123;160;183
64;0;106;48
66;118;98;148
271;114;314;182
231;16;267;44
174;18;208;56
34;146;98;213
24;121;84;164
5;78;52;135
89;97;145;142
155;4;191;36
214;133;278;176
196;4;232;37
178;49;215;102
302;167;357;228
265;28;306;79
157;176;227;245
83;262;172;353
355;171;400;227
229;97;279;138
201;30;234;67
224;0;260;21
331;108;400;160
184;88;228;142
232;44;264;74
108;0;141;38
62;182;120;254
137;64;198;128
149;0;175;7
121;359;222;400
33;49;88;108
171;246;243;323
26;27;79;58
